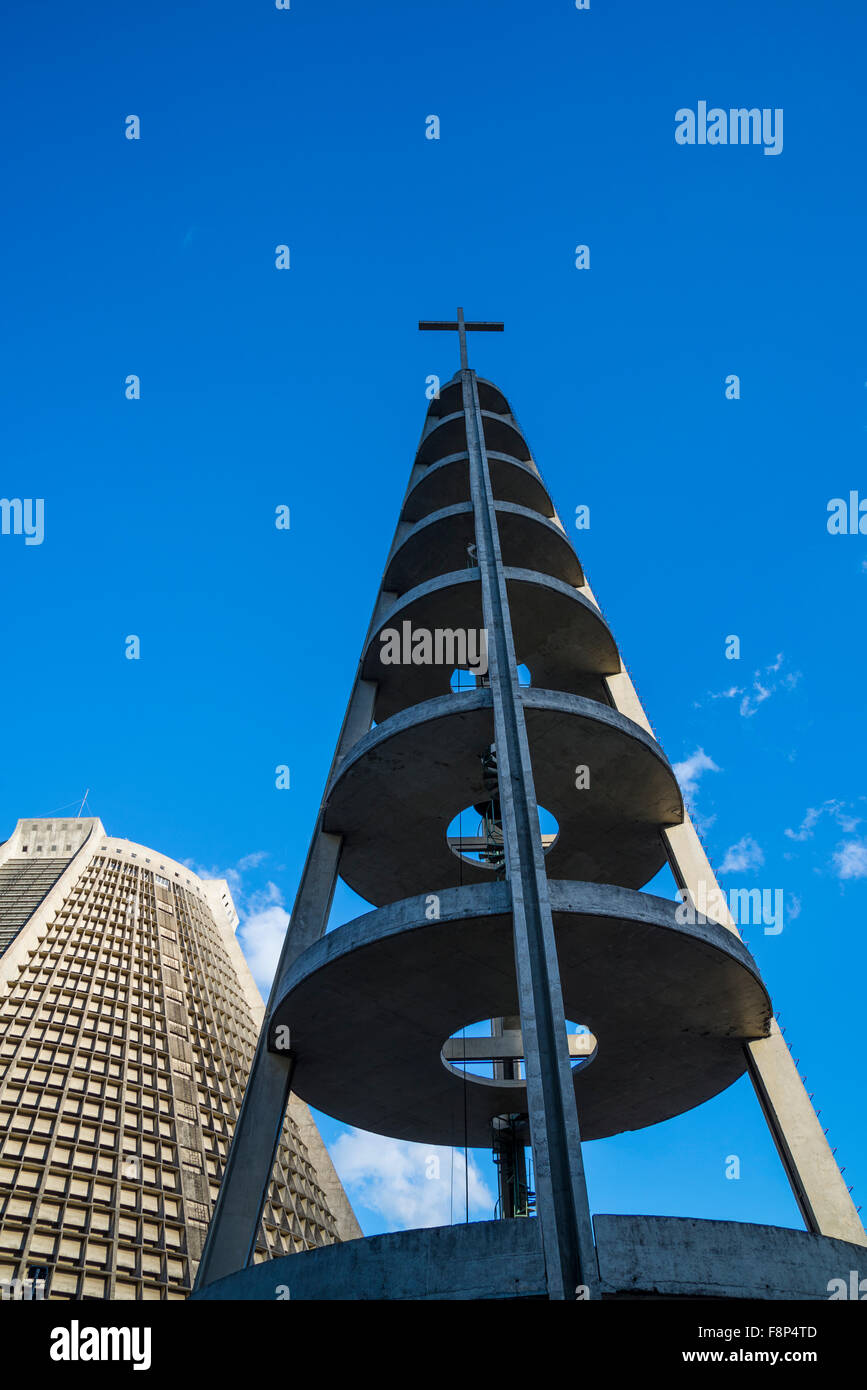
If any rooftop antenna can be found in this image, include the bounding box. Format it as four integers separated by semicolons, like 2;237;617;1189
76;789;90;818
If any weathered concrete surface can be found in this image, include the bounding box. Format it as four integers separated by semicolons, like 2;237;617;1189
323;688;682;904
402;450;553;522
191;1218;547;1301
384;501;582;594
271;880;770;1146
191;1211;863;1301
594;1214;867;1299
363;567;619;720
746;1024;867;1247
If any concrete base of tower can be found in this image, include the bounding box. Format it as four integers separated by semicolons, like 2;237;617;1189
190;1216;864;1301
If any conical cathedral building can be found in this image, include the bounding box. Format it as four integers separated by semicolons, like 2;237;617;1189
0;816;359;1300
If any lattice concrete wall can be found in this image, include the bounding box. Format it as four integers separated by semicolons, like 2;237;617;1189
0;820;353;1300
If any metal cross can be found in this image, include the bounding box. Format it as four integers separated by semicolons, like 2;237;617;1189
419;306;504;370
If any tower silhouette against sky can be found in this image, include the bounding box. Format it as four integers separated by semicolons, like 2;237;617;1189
194;314;866;1301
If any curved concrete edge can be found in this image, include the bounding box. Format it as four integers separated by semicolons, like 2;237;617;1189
361;565;617;677
416;410;530;468
190;1214;864;1300
388;499;574;567
361;565;482;668
505;565;604;616
327;685;677;806
521;687;682;803
547;879;762;978
401;450;552;522
190;1219;546;1301
594;1215;867;1300
428;376;511;417
383;497;578;594
275;880;512;1001
274;879;762;1022
322;690;683;902
270;878;769;1145
327;683;492;793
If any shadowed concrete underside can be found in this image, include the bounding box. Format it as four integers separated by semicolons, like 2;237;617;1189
272;881;771;1145
363;568;620;720
324;691;683;905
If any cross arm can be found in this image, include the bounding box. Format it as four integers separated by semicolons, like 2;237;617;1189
418;321;504;331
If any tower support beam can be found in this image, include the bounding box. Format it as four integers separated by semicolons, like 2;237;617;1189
462;368;598;1299
194;824;344;1288
195;673;385;1287
600;648;866;1248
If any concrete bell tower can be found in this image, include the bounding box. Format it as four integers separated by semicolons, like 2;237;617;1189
193;315;866;1301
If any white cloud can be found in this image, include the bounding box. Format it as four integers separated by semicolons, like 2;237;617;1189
245;880;283;913
183;853;289;991
739;681;772;718
701;653;801;719
238;904;289;991
673;748;720;802
785;806;825;842
183;857;242;894
330;1128;495;1231
785;801;861;842
832;840;867;881
237;850;269;871
184;850;269;885
786;893;802;921
695;685;742;710
720;835;765;874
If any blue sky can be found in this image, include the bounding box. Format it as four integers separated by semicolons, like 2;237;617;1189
1;0;865;1237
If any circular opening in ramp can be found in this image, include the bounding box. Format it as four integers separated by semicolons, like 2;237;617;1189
441;1017;596;1086
449;663;531;693
446;802;558;870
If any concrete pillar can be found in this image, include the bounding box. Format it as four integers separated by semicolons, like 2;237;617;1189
195;610;398;1285
595;619;866;1248
464;371;598;1299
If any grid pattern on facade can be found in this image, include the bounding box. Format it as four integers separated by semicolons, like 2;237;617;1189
0;859;70;957
0;850;341;1299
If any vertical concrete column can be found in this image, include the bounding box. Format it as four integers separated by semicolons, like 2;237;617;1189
196;397;474;1288
745;1026;867;1245
194;833;338;1287
599;641;866;1247
195;616;388;1286
463;370;598;1300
